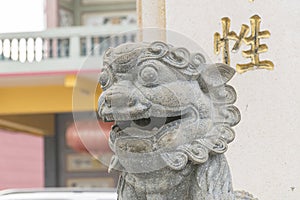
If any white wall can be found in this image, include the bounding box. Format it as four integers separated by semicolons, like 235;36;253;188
166;0;300;199
0;0;44;33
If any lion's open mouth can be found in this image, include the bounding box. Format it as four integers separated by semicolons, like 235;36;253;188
109;108;196;143
116;114;184;131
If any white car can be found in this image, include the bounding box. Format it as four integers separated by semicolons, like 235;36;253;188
0;188;117;200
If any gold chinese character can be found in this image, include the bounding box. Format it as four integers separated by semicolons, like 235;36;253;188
237;15;274;73
214;17;249;65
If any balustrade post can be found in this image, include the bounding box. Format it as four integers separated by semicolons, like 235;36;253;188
70;35;80;58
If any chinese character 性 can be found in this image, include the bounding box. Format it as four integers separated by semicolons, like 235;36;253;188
214;15;274;73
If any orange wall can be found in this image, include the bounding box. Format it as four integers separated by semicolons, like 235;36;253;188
0;130;44;189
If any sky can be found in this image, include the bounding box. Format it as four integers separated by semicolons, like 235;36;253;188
0;0;44;33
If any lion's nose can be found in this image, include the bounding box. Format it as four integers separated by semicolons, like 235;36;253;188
105;92;124;107
104;89;138;108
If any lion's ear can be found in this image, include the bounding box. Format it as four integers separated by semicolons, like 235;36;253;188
199;63;235;88
215;63;235;83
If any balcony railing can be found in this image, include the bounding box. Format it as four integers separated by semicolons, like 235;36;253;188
0;25;137;75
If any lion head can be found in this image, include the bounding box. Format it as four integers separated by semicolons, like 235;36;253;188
97;41;240;173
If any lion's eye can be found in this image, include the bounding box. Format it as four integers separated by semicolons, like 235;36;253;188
140;66;158;83
99;70;110;88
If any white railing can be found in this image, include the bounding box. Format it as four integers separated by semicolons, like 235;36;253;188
0;25;137;63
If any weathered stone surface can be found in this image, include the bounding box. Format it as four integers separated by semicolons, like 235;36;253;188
97;41;256;200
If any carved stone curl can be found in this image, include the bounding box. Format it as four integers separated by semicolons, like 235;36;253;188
98;41;256;200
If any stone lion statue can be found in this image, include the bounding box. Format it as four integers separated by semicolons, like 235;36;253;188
97;41;257;200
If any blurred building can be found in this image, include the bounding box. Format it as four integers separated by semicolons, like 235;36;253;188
0;0;136;189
